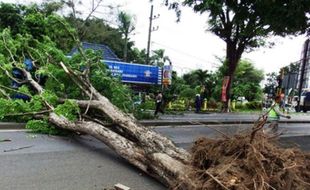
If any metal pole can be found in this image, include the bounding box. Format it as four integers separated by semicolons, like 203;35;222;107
146;5;153;65
297;38;309;111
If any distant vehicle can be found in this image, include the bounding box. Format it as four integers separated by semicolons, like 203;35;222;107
236;96;248;104
294;89;310;112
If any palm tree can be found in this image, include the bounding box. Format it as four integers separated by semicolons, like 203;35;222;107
117;11;135;62
150;49;171;66
194;69;209;86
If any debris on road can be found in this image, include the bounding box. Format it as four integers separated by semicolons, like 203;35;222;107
173;119;310;190
114;183;130;190
0;139;11;142
104;183;130;190
3;145;33;152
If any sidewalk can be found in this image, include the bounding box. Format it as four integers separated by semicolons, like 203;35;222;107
1;112;310;129
141;112;310;126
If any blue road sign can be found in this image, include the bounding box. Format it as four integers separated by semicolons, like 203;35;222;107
103;60;162;85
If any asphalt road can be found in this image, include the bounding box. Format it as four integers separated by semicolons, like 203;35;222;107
157;112;310;122
0;131;165;190
0;122;309;190
154;123;310;151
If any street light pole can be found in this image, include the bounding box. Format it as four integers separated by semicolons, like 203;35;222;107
297;38;309;111
146;5;159;65
146;5;154;65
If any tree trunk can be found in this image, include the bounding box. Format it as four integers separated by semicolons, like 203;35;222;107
222;42;241;112
23;66;189;187
48;112;189;186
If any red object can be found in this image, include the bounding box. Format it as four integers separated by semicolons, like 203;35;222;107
221;76;230;102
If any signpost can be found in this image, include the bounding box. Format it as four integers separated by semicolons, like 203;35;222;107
103;60;162;85
162;65;172;87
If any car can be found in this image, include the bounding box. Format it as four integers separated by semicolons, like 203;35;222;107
236;96;248;104
294;89;310;112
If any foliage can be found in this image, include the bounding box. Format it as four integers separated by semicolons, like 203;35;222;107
264;72;278;95
282;62;300;75
179;86;196;100
117;11;136;62
55;100;80;121
137;99;155;110
183;69;209;87
232;60;264;101
167;0;310;109
245;101;262;110
215;59;264;101
0;3;136;133
0;3;75;51
207;97;218;109
235;101;262;111
0;96;43;121
133;108;155;120
26;119;70;136
150;49;171;66
167;99;187;111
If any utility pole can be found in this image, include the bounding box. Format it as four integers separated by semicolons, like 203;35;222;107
297;38;309;111
146;5;159;65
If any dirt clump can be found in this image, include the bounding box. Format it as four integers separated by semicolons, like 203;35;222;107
173;120;310;190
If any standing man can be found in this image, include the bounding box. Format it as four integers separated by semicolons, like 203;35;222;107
195;94;201;113
154;91;164;116
266;95;291;134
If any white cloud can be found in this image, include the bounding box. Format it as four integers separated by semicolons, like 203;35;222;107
119;0;306;75
3;0;307;76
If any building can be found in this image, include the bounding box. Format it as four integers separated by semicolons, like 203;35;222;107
69;42;163;90
297;39;310;90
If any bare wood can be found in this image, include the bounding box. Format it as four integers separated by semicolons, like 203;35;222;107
205;171;230;190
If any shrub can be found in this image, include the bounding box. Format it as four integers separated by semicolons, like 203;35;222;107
245;101;262;110
208;98;218;109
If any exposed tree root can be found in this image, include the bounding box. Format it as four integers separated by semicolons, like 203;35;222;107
173;119;310;190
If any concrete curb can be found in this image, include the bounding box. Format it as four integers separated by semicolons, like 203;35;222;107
140;120;310;126
0;122;26;130
1;120;310;129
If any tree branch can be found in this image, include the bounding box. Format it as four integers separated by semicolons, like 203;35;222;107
0;84;32;97
0;65;28;84
4;110;52;117
0;88;11;99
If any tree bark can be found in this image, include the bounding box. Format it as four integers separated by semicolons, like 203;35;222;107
21;65;189;187
222;41;242;112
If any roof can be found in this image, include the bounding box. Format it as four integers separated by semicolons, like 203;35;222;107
68;42;121;61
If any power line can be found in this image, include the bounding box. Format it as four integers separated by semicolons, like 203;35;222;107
151;41;215;65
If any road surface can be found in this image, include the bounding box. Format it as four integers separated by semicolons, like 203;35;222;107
0;122;309;190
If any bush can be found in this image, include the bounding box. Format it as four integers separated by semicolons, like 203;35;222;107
137;100;155;110
133;109;155;120
245;101;262;110
235;102;246;110
167;99;186;111
208;98;218;109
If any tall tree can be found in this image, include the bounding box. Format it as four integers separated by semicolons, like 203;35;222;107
166;0;310;111
150;49;171;66
264;72;278;95
117;11;136;62
232;60;264;101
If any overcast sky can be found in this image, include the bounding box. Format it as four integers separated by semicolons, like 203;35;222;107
4;0;308;76
117;0;307;75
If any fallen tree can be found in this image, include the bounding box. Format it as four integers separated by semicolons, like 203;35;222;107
0;15;309;190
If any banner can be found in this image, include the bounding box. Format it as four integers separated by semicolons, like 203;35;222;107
103;60;162;85
162;65;172;86
221;76;230;102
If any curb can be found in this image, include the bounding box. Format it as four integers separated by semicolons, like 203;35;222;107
140;120;310;126
1;120;310;130
0;122;26;130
